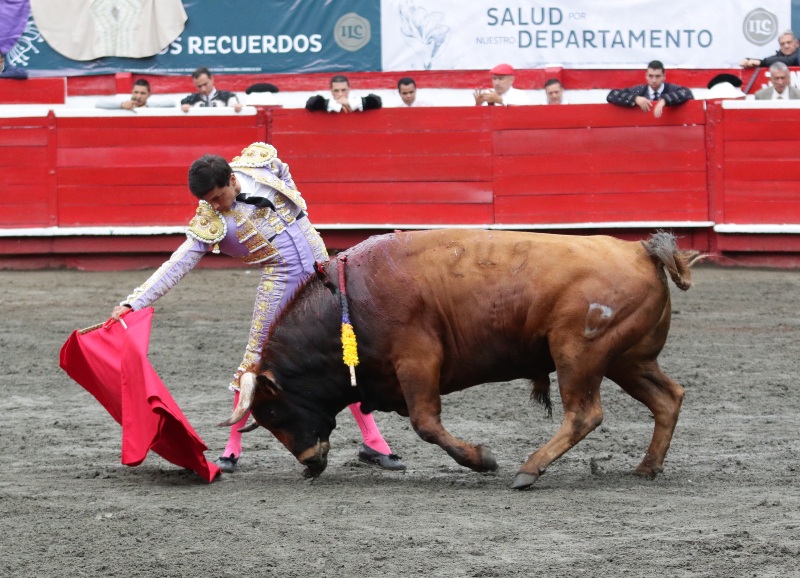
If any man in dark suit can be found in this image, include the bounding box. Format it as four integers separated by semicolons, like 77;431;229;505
607;60;693;118
180;67;242;113
305;74;382;113
740;30;799;69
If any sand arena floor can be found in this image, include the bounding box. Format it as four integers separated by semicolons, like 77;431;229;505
1;265;798;577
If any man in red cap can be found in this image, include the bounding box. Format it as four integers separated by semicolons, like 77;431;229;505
474;63;529;106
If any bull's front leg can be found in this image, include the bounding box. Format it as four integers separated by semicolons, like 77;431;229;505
396;358;498;473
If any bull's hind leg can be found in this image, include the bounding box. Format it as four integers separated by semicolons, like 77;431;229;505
606;360;685;478
513;367;605;490
396;356;498;473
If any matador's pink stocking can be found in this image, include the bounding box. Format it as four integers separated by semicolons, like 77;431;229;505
348;402;392;454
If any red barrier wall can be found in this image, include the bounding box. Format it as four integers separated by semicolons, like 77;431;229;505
272;103;709;230
0;77;66;104
2;102;799;269
718;107;800;224
54;112;267;227
0;115;55;228
270;107;494;226
491;102;708;224
707;102;800;265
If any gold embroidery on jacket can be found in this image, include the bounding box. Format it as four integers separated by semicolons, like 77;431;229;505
230;207;279;265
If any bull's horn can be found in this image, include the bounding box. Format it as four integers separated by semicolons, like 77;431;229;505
217;372;256;427
237;420;261;433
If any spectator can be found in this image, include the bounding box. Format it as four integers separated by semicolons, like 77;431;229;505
606;60;693;118
755;62;800;100
474;63;529;106
397;76;429;107
0;51;27;79
705;73;746;100
180;67;242;113
305;74;382;113
95;79;176;110
544;78;566;105
244;82;280;106
246;82;279;94
740;30;799;69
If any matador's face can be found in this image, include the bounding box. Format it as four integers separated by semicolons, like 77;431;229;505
202;174;239;213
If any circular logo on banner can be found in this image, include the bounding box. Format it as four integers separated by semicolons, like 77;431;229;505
334;13;371;52
742;8;778;46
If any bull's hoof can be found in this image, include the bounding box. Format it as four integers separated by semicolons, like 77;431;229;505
511;472;539;490
477;445;499;472
634;464;662;479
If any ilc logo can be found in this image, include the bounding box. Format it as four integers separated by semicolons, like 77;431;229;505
742;8;778;46
334;12;371;51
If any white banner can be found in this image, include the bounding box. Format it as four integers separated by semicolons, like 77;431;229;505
381;0;792;70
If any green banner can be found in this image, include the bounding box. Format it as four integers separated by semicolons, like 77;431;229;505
13;0;380;77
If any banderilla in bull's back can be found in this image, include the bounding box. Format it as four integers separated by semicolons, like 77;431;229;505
220;228;703;489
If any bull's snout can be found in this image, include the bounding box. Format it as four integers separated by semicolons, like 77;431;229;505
298;441;330;479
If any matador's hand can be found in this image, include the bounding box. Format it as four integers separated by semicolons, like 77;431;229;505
111;304;132;321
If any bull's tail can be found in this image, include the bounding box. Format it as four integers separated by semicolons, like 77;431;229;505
642;231;706;291
530;374;553;419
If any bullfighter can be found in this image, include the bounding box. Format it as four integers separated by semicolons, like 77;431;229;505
111;142;406;473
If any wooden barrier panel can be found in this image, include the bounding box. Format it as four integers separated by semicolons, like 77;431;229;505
270;107;494;225
0;115;54;228
0;78;66;104
704;101;800;263
719;106;800;224
54;111;268;226
491;102;709;224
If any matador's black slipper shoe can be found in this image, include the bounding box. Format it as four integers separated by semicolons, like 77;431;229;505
358;443;407;471
215;454;239;473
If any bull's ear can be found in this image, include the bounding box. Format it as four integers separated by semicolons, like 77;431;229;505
314;261;337;293
255;372;282;399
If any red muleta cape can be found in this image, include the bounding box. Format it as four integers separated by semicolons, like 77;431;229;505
59;308;220;482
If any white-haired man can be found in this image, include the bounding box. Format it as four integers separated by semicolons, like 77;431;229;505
755;61;800;100
740;30;800;69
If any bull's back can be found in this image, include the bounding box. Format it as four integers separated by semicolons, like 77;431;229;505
346;229;655;308
343;230;666;385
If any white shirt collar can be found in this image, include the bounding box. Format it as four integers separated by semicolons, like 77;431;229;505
772;88;789;100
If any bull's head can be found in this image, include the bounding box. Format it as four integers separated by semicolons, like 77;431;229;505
219;372;337;478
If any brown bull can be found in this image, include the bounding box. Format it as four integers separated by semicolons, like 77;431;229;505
222;229;700;489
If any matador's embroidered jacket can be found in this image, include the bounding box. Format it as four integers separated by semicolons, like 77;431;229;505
121;143;329;388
